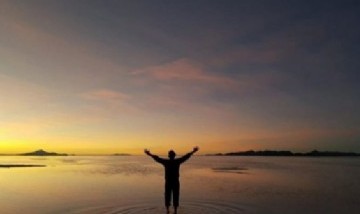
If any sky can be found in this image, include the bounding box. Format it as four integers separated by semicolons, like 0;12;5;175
0;0;359;155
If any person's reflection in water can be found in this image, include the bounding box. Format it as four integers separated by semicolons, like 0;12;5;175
144;147;199;214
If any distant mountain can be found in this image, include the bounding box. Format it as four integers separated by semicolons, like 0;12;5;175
206;150;360;157
20;149;68;156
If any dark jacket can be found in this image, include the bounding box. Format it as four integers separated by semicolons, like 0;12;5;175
151;153;192;180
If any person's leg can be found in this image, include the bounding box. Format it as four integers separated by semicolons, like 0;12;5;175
165;181;171;212
173;180;180;213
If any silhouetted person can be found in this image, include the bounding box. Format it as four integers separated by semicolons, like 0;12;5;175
144;147;199;214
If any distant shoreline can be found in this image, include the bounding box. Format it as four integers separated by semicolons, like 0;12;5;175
205;150;360;157
1;149;359;157
0;164;46;168
0;149;133;156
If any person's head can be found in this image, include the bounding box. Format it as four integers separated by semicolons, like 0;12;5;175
168;150;176;159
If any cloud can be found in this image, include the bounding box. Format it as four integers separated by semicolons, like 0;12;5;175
133;58;285;95
129;59;240;115
81;89;129;103
129;57;286;117
133;58;235;86
78;88;139;118
80;88;132;112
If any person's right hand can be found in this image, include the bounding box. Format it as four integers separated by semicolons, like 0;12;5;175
144;149;151;155
193;146;199;153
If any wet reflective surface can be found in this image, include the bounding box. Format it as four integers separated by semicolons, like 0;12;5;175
1;156;360;213
68;200;250;214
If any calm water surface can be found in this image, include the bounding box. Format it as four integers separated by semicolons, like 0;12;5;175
1;156;359;213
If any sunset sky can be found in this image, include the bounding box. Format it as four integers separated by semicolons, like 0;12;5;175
1;0;359;155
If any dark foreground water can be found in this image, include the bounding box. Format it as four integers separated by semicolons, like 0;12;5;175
1;156;359;214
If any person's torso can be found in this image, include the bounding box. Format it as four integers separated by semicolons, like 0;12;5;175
163;159;181;180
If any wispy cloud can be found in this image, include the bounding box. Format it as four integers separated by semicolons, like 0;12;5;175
129;57;285;116
78;88;139;118
129;59;240;115
133;58;235;86
81;89;130;103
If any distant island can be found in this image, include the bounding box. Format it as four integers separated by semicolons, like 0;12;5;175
19;149;68;156
113;153;131;156
206;150;360;157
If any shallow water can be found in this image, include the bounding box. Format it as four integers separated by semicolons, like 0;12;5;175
1;156;359;213
67;200;248;214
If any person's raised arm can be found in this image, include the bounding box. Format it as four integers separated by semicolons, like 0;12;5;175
144;149;165;164
179;146;199;163
144;149;154;157
190;146;199;155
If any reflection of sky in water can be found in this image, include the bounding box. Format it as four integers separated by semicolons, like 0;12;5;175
1;156;360;213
